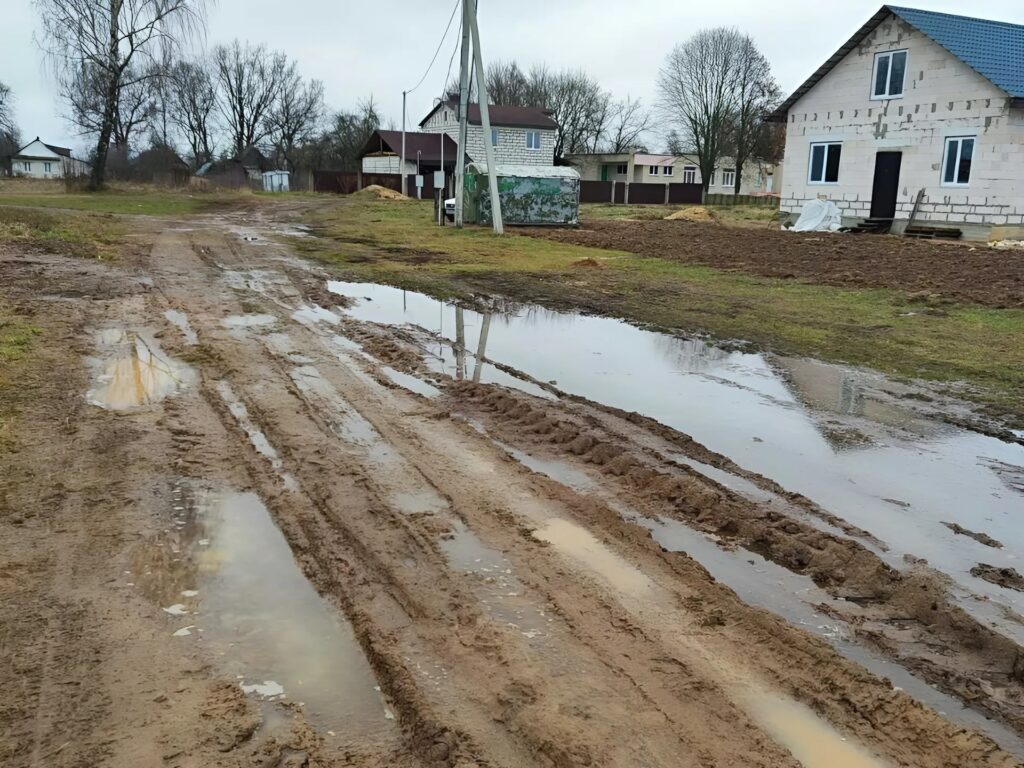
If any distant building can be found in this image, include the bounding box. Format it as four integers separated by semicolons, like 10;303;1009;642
3;137;89;178
419;97;558;166
565;150;781;196
769;5;1024;240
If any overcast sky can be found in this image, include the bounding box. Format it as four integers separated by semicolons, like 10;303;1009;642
4;0;1024;155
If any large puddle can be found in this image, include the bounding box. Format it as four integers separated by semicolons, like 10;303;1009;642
134;483;393;739
327;281;1024;640
88;329;195;410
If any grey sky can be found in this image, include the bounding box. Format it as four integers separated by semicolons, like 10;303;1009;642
4;0;1024;155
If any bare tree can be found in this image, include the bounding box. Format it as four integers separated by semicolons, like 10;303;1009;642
726;34;780;193
267;70;324;172
212;40;290;155
167;59;216;167
299;97;380;172
658;28;742;194
0;81;19;158
604;96;651;153
62;62;156;153
664;128;685;155
35;0;208;189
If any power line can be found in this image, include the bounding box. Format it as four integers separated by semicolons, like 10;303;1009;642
405;0;461;97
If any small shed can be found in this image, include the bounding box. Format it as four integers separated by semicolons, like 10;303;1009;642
262;170;290;193
464;163;580;226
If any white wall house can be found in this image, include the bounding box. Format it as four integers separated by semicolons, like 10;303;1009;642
419;99;557;166
4;138;88;178
566;151;781;196
772;6;1024;240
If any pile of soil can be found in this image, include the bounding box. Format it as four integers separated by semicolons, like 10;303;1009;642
664;206;714;223
525;219;1024;308
352;184;408;201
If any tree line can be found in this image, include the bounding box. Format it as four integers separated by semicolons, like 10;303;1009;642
24;0;782;193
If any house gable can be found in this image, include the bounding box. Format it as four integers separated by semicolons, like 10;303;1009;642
13;138;66;161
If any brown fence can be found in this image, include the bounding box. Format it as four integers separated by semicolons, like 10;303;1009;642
314;171;360;193
580;180;614;203
668;184;704;204
705;193;780;207
313;171;443;197
625;183;668;205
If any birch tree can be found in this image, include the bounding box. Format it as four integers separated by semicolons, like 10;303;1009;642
35;0;208;189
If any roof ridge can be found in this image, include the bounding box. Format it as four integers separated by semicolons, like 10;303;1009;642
887;5;1024;32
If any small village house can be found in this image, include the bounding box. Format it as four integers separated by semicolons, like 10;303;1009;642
2;137;90;178
771;5;1024;240
565;151;782;196
418;97;557;166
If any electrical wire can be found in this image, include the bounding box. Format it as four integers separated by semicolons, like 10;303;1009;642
405;0;461;96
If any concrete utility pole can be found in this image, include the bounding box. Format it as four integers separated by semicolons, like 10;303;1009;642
400;90;407;197
454;1;471;228
467;0;503;234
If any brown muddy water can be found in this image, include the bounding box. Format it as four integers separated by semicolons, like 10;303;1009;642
88;329;195;410
326;281;1024;644
133;482;394;741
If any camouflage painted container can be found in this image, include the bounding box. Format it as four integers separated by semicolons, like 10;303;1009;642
464;164;580;227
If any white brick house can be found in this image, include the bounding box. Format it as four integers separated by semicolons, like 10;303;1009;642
566;151;781;195
3;137;89;178
419;99;557;166
771;6;1024;240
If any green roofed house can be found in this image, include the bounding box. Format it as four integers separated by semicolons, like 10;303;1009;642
769;6;1024;240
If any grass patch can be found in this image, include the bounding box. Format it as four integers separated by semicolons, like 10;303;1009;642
0;206;127;259
296;198;1024;424
0;181;253;216
0;303;41;449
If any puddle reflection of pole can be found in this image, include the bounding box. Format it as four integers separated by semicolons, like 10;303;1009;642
472;313;491;383
455;307;466;380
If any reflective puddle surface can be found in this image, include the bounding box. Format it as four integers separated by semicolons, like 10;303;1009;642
88;329;195;410
134;483;394;739
327;280;1024;640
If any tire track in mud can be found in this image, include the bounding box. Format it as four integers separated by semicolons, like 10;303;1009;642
140;219;1024;767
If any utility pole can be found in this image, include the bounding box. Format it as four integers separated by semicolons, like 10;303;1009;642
400;90;407;197
467;0;503;234
454;0;471;228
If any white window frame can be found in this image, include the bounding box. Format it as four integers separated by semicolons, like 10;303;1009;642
649;165;659;175
871;50;908;100
24;161;32;172
722;168;736;187
44;162;52;173
807;141;842;185
525;130;541;150
663;165;673;176
490;128;499;147
941;136;975;187
616;163;627;174
682;166;697;184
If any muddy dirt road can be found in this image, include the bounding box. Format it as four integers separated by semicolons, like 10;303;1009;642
3;207;1024;767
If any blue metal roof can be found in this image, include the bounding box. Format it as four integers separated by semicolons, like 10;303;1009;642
889;6;1024;98
769;5;1024;121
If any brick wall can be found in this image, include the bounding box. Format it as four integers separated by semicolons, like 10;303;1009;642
421;107;556;166
779;13;1024;234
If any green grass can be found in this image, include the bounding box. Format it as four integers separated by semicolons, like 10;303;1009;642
296;198;1024;425
0;313;39;364
0;180;256;216
0;206;126;259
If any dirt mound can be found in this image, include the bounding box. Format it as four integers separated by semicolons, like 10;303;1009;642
664;206;714;223
571;257;605;268
944;522;1003;548
352;184;409;201
972;564;1024;591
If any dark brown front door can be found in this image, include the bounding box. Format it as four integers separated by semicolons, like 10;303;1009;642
870;151;902;219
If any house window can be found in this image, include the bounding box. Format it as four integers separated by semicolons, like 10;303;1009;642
24;161;31;172
526;131;541;150
808;142;842;184
683;166;697;183
942;136;975;186
649;165;659;175
616;164;627;174
44;162;52;173
491;128;499;147
663;165;673;176
722;168;736;187
872;50;907;99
